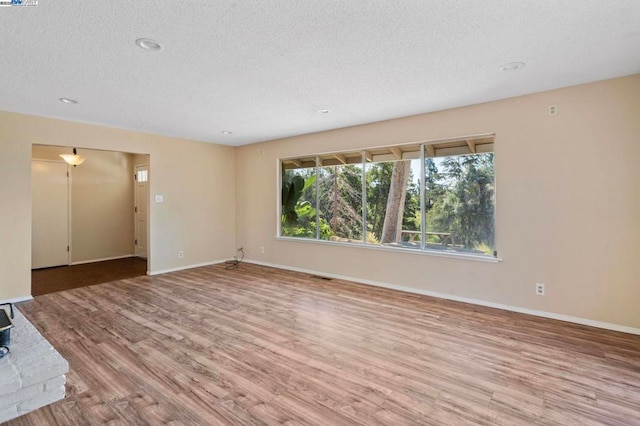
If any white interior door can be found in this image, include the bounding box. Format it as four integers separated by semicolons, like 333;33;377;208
32;160;69;269
134;165;149;258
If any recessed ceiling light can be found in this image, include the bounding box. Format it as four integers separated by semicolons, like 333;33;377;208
221;131;233;135
499;62;526;71
59;98;78;104
318;109;331;114
135;38;163;51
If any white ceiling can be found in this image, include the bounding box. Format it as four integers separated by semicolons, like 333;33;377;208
1;1;639;146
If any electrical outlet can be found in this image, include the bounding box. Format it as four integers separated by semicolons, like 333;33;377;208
536;283;545;296
548;104;558;116
178;250;184;259
260;246;265;254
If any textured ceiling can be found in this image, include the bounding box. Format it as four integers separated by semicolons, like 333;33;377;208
1;1;639;146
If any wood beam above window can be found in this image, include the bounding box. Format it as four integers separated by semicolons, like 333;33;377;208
425;145;436;157
466;139;477;153
333;154;347;164
281;134;494;169
390;147;403;160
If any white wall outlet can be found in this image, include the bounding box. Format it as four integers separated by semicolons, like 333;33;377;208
548;104;558;116
155;194;164;203
178;250;184;259
536;283;545;296
260;246;265;254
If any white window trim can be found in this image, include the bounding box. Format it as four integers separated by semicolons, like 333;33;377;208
277;134;498;262
275;236;502;263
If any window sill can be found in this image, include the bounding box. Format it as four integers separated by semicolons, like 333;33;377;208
274;236;502;263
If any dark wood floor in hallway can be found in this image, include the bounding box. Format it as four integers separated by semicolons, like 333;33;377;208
10;263;640;425
31;257;147;296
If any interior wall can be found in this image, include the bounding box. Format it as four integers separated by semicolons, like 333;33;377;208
32;146;135;263
235;74;640;329
0;111;236;301
2;75;639;329
133;154;149;167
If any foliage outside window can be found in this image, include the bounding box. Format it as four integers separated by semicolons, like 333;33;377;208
280;136;496;258
281;167;318;239
365;158;422;247
317;164;363;242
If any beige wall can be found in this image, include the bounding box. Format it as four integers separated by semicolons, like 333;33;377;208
235;74;640;329
32;146;135;263
0;111;236;301
132;154;149;167
2;75;638;329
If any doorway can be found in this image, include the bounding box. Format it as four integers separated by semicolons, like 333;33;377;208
31;146;150;296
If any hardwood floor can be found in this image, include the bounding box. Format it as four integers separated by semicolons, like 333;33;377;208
31;257;147;296
9;263;640;425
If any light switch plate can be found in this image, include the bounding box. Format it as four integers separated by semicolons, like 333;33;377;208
155;195;164;203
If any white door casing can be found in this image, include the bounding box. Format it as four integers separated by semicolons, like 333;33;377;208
134;164;149;258
32;160;69;269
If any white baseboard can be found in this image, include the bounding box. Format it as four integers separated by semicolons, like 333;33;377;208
244;259;640;336
70;254;135;266
0;296;34;305
148;259;228;276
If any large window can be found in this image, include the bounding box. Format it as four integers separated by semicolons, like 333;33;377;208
279;135;496;258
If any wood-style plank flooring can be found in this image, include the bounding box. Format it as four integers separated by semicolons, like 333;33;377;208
9;263;640;425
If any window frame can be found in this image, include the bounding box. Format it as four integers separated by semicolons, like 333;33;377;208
277;134;500;263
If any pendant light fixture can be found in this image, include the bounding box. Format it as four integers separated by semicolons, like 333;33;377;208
60;148;86;167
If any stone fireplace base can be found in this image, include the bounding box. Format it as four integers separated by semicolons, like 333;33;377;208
0;307;68;423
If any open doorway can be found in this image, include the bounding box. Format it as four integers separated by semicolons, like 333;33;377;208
31;145;150;296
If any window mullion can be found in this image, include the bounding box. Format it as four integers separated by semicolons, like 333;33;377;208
361;151;367;243
315;156;320;240
278;160;282;237
420;144;426;250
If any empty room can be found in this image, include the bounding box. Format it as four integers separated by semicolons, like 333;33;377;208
1;1;639;425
